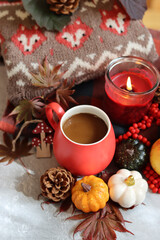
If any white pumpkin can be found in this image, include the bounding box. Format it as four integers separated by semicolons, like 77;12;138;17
108;169;148;208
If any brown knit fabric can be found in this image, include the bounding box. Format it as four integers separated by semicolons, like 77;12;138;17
46;0;80;14
0;0;158;105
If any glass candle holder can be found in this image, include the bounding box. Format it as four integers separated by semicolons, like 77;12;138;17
104;56;159;125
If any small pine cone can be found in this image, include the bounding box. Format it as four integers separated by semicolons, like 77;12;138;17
46;0;80;15
40;167;75;202
153;84;160;103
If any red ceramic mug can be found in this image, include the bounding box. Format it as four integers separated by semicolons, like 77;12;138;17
45;103;116;176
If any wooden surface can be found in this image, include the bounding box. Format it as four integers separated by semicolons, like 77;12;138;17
143;0;160;30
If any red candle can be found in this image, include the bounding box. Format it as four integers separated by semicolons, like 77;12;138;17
104;57;159;126
114;72;152;92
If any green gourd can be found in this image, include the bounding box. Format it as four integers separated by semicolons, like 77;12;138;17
114;138;149;171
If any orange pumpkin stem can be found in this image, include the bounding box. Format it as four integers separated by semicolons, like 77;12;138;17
81;183;91;192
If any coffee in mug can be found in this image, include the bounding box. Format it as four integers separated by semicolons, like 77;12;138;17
45;103;116;176
62;113;108;144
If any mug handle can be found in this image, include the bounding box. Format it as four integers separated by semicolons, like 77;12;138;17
45;102;65;130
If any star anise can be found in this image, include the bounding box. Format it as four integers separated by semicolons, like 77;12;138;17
0;133;32;165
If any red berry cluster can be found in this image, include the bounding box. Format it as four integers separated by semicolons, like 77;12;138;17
143;163;160;194
116;103;160;194
116;103;160;147
148;103;160;126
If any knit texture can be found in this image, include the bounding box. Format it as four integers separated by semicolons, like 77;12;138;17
0;0;158;105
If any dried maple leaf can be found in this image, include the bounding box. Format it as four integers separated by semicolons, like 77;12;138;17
9;97;45;124
66;200;133;240
39;193;75;214
31;57;64;88
56;80;77;108
0;132;32;165
58;196;76;215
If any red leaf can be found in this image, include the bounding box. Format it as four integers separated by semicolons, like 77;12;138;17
98;171;115;184
106;203;113;214
93;220;101;240
108;218;134;235
40;200;54;210
0;156;11;163
73;213;98;239
6;158;14;165
102;219;117;240
65;201;133;240
81;220;97;240
58;196;73;214
66;212;93;221
110;202;125;224
100;203;112;218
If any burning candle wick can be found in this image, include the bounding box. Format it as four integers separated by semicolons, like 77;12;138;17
126;76;132;91
121;76;135;92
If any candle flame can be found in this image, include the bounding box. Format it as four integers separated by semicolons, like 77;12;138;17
126;76;132;91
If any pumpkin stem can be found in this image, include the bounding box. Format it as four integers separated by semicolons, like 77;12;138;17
81;183;91;192
124;175;135;186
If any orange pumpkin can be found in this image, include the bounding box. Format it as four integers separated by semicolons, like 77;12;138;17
71;175;109;213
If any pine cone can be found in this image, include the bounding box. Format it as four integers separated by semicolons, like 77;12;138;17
154;84;160;103
40;167;75;202
46;0;80;15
